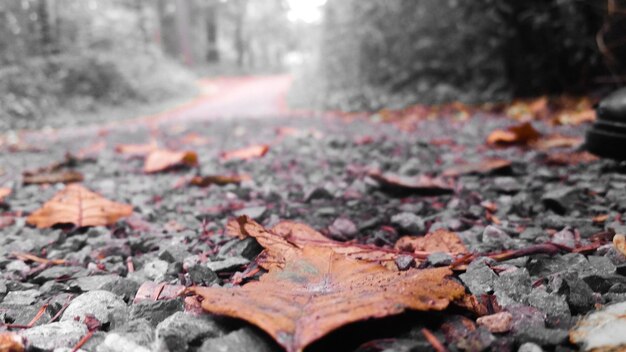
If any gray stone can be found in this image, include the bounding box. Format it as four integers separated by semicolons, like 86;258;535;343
61;290;128;329
520;227;546;241
2;289;41;305
233;206;266;220
494;268;532;307
188;264;219;286
570;301;626;350
493;177;521;194
542;187;577;214
96;333;151;352
155;312;226;352
394;255;414;271
110;318;154;347
0;303;54;326
129;299;184;327
525;288;571;321
426;252;453;266
328;217;358;240
69;274;121;292
518;342;543;352
99;277;140;301
390;212;424;234
459;258;498;295
551;227;576;249
456;326;495;352
304;186;333;202
207;257;249;272
482;225;512;249
562;275;596;314
200;327;276;352
19;321;88;350
143;259;170;282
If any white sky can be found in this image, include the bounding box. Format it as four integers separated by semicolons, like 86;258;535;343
286;0;327;23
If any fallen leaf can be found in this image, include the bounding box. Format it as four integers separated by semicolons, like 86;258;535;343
144;149;198;173
26;184;133;228
545;151;599;166
180;133;211;146
220;144;269;161
190;174;251;187
505;97;549;121
476;312;512;333
369;171;453;195
134;282;186;304
613;234;626;257
532;135;583;151
0;332;24;352
115;139;158;156
442;159;512;177
228;217;402;270
395;229;468;254
486;122;541;146
0;188;11;202
592;214;609;224
188;224;466;352
553;109;596;126
23;170;84;185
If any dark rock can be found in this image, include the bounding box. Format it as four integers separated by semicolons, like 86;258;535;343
525;288;571;322
32;266;87;284
0;303;54;326
304;186;334;202
390;212;425;234
218;238;263;260
188;264;219;286
129;299;184;327
100;277;141;301
61;290;128;329
199;327;277;352
155;312;227;352
559;274;596;314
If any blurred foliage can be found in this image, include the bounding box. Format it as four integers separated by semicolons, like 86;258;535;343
312;0;616;111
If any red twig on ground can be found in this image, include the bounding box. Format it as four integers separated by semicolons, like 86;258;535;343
422;328;448;352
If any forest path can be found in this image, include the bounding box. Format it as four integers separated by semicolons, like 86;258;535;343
26;74;303;141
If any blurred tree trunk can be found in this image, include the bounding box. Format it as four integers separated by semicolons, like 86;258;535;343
175;0;193;66
233;0;248;67
205;2;219;63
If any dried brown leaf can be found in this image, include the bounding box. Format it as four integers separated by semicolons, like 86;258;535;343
188;222;465;352
190;174;251;187
487;122;541;146
26;184;133;228
442;159;512;177
0;188;11;202
369;171;453;195
23;170;84;185
115;139;158;156
144;149;198;173
0;332;25;352
532;135;583;151
220;144;269;161
395;229;468;254
545;151;599;166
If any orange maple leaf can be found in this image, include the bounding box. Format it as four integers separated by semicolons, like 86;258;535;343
26;184;133;228
189;220;465;352
143;149;198;173
486;122;541;146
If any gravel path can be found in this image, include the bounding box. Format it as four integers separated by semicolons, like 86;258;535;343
0;93;624;351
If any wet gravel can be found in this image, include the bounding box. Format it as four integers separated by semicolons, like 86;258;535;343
1;113;625;351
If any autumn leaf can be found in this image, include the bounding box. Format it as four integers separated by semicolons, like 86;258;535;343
220;144;269;161
189;221;466;352
115;139;158;156
228;217;402;270
553;109;596;126
368;170;453;195
545;151;598;166
505;97;548;121
26;184;133;228
486;122;541;146
23;170;84;185
395;229;468;254
143;149;199;173
532;135;583;151
190;174;251;187
0;188;11;202
442;159;512;177
0;332;24;352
